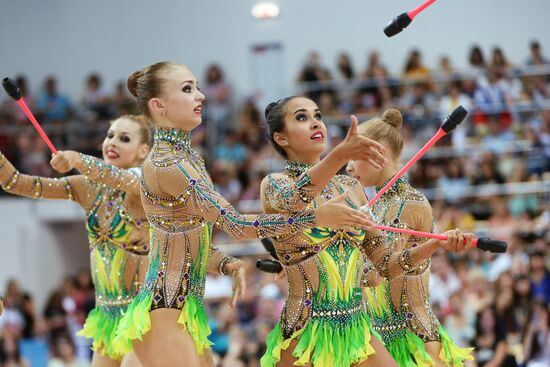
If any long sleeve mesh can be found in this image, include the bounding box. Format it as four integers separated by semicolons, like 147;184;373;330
76;154;141;193
0;151;85;203
261;172;322;212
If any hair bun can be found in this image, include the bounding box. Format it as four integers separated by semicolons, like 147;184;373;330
264;102;279;119
381;108;403;129
127;70;142;98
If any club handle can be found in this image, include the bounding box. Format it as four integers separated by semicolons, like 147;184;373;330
2;78;22;100
474;237;508;253
440;105;468;133
383;13;412;37
256;259;283;273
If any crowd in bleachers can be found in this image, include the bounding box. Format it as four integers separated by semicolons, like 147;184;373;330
1;41;549;366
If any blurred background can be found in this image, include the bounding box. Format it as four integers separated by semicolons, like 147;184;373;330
0;0;549;366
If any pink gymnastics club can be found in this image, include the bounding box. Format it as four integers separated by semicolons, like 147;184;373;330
2;77;58;154
384;0;437;37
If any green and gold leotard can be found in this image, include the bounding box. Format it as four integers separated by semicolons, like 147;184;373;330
364;177;473;367
260;162;442;367
113;128;318;357
0;152;148;360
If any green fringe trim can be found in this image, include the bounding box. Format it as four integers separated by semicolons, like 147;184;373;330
383;325;474;367
112;294;213;357
176;296;214;355
386;331;432;367
261;313;376;367
112;293;153;356
77;307;125;361
438;325;474;367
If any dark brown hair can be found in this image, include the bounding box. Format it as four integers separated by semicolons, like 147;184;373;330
264;96;299;158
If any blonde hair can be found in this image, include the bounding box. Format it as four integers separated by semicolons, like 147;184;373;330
127;61;184;118
112;114;152;147
358;108;404;156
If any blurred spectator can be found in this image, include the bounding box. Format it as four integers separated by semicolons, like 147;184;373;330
444;291;475;348
318;92;341;116
74;271;94;317
203;64;234;150
430;252;461;310
514;275;534;330
403;49;431;79
474;68;509;116
491;47;511;75
437;55;455;82
529;251;550;304
526;40;550;66
43;291;68;340
437;158;471;204
208;304;238;358
80;73;111;121
236;98;264;152
439;80;473;118
524;124;550;176
297;51;328;83
466;269;493;315
436;203;476;232
487;234;529;282
507;160;540;217
203;64;233;124
0;334;30;367
472;306;517;367
522;301;550;367
214;129;248;165
494;277;518;336
296;51;332;101
112;81;138;116
239;171;263;202
47;335;89;367
19;294;35;340
472;153;505;185
3;280;22;307
336;52;355;81
530;77;550;107
16;134;54;177
399;81;437;130
362;51;388;80
36;76;71;123
335;52;355;112
469;45;488;78
35;76;71;147
212;162;242;204
359;51;391;111
0;295;24;339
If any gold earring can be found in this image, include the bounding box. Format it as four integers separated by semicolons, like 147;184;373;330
162;110;166;116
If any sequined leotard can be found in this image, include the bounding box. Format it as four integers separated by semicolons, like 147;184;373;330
260;162;445;367
364;178;473;366
114;128;318;357
0;152;149;360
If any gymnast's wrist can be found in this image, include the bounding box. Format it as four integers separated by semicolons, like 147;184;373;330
330;144;348;165
218;256;237;276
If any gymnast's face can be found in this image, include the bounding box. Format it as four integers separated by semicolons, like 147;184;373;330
102;118;150;169
151;66;205;131
274;97;327;160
